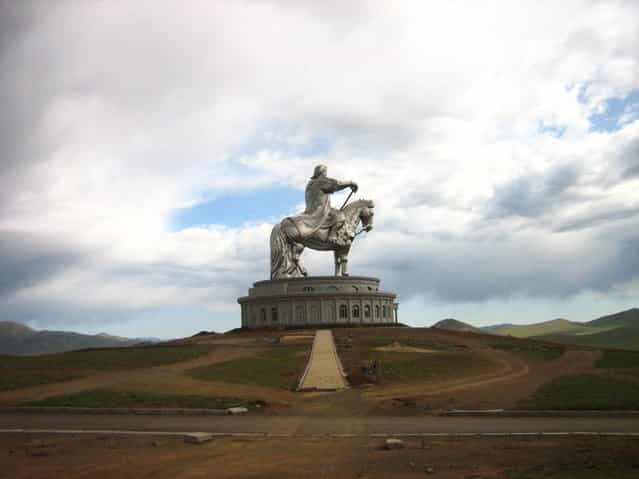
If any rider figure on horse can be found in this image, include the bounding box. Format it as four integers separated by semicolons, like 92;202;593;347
290;165;358;245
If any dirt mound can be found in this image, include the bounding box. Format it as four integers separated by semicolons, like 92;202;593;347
373;341;437;353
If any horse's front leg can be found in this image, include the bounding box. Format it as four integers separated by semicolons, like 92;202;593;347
341;245;351;276
334;248;349;276
334;252;341;276
341;257;349;276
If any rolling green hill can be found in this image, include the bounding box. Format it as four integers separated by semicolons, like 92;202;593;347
488;308;639;351
587;308;639;328
489;318;588;338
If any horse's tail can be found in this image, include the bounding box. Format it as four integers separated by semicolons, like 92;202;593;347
270;223;290;279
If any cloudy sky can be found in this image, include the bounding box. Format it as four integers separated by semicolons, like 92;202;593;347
1;0;638;338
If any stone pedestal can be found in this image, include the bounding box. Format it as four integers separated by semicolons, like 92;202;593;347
238;276;398;329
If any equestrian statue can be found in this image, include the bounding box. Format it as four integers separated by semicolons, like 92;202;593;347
270;164;375;278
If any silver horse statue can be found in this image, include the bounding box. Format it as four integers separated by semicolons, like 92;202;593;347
270;198;374;278
270;165;374;278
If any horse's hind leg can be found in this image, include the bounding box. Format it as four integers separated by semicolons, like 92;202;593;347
292;242;307;276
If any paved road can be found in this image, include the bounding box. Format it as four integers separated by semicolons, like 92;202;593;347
298;330;347;390
1;413;639;435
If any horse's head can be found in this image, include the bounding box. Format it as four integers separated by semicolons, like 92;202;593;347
358;199;374;232
342;199;375;240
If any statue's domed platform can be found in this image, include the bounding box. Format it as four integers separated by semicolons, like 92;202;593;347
238;276;398;329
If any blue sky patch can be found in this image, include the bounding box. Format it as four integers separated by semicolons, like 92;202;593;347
171;184;302;230
589;89;639;132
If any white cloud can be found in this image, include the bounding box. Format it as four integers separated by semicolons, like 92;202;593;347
1;0;638;334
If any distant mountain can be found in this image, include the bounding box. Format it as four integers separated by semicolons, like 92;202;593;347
0;321;142;355
432;318;484;334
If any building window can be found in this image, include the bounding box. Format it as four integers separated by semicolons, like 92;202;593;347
261;308;267;322
311;305;320;323
383;305;387;318
375;305;380;318
296;305;305;322
271;307;278;322
352;305;360;318
302;286;314;292
339;304;348;319
364;304;371;318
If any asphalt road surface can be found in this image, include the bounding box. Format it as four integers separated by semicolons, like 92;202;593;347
1;413;639;435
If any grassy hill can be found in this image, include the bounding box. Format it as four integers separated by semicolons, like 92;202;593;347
488;308;639;351
534;308;639;350
489;318;592;338
588;308;639;328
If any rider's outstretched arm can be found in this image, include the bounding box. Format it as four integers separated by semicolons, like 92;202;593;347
321;177;358;193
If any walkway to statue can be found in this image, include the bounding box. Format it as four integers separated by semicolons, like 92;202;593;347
298;330;348;391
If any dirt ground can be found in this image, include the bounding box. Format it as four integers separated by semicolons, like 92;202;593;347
2;434;639;479
0;327;616;416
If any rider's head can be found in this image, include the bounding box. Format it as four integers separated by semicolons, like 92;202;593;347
311;164;327;179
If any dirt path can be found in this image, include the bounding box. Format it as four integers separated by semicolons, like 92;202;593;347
361;348;526;402
363;348;601;411
298;331;347;391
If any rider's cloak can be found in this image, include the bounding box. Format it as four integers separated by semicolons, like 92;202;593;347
288;176;341;240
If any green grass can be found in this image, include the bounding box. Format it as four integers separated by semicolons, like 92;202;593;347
519;374;639;410
595;350;639;369
490;341;565;362
24;388;260;409
510;349;565;362
367;350;487;383
536;327;639;351
0;345;211;392
189;345;308;390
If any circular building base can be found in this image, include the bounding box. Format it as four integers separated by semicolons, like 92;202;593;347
238;276;398;329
